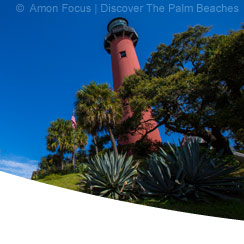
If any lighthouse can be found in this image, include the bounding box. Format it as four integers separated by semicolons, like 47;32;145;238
104;17;162;145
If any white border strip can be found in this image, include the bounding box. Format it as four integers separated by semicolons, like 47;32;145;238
0;171;243;244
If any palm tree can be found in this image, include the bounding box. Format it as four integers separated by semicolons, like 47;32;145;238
72;126;88;169
75;82;122;158
46;118;88;170
75;96;100;155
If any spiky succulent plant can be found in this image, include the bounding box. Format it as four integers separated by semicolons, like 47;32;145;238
159;140;244;201
81;152;138;200
137;153;186;201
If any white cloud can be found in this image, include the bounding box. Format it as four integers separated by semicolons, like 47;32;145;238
0;159;38;179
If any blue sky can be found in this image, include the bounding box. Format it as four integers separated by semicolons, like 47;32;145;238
0;0;243;178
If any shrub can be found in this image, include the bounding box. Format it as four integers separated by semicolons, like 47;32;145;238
159;140;244;201
75;162;88;174
137;152;186;201
80;152;138;200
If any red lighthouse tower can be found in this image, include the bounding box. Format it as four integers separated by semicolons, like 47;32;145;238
104;17;162;145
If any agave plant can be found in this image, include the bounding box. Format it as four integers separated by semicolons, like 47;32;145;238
137;153;186;201
159;139;244;201
81;152;138;200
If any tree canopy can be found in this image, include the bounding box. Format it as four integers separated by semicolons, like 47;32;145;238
46;118;88;169
119;25;244;153
75;82;122;157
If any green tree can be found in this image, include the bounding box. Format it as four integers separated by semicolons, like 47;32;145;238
208;27;244;150
119;25;244;154
75;82;122;158
46;118;88;169
38;154;60;171
72;126;88;169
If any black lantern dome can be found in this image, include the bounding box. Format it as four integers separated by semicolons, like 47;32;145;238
104;17;139;53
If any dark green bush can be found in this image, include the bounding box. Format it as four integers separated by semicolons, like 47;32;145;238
137;153;186;201
137;140;244;202
162;140;244;201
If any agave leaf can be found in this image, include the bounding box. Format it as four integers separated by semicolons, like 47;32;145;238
155;163;168;186
137;151;185;201
83;151;137;200
175;162;184;182
202;165;240;180
153;140;244;202
159;148;177;165
100;189;111;196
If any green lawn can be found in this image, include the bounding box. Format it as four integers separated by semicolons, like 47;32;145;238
37;173;82;191
36;173;244;221
134;199;244;220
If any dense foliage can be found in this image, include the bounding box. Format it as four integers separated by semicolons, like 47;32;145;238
31;150;88;180
119;25;244;153
31;154;72;180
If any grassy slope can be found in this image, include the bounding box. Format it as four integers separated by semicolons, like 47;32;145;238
135;199;244;220
36;173;244;221
37;173;81;191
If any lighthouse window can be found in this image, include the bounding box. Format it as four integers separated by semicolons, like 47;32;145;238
120;51;126;58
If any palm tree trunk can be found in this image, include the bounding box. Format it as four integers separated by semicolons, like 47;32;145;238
72;151;75;171
92;134;99;155
60;151;64;170
108;127;118;159
72;130;76;171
